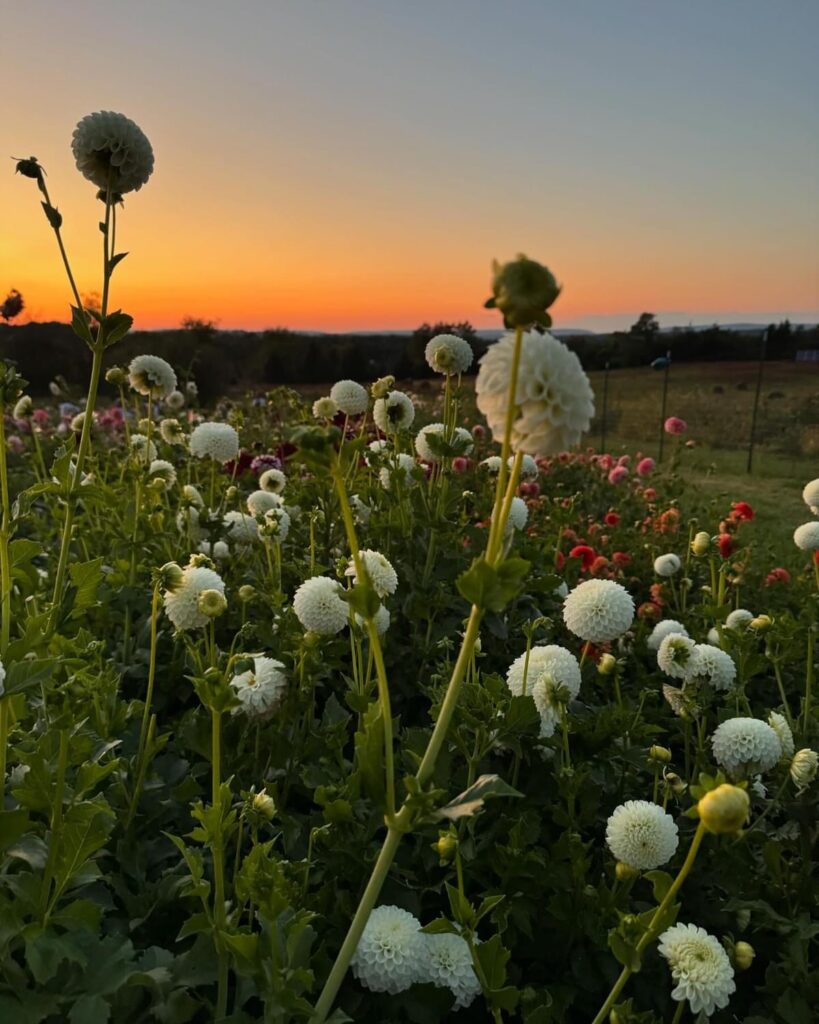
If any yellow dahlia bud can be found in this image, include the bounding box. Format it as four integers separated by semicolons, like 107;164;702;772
105;366;128;386
371;375;395;399
485;254;562;328
433;832;458;863
697;783;749;834
733;941;755;971
749;614;772;632
790;748;818;792
664;771;687;795
238;584;256;604
252;790;276;820
597;653;617;676
691;531;711;556
158;561;184;592
225;485;238;502
649;745;672;764
189;553;215;570
615;861;640;881
197;589;227;618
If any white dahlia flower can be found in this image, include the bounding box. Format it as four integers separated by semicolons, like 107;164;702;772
130;434;157;464
480;456;502;472
424;333;474;376
259;467;286;493
647;620;689;651
605;800;679;870
417;933;481;1009
707;626;722;647
329;379;368;416
506;645;581;700
658;923;735;1016
198;539;229;562
72;111;154;193
657;634;699;681
312;396;338;420
711;717;782;776
531;652;582;738
261;506;291;542
183;484;204;508
0;660;5;697
501;495;529;535
355;603;391;636
512;453;539;480
293;576;348;635
230;656;287;717
189;422;239;464
163;564;225;631
767;711;794;760
726;608;754;630
563;579;634;643
379;453;416;490
13;396;33;419
247;489;284;516
653;553;681;577
177;506;207;543
793;522;819;550
128;355;177;398
351;905;423;994
149;459;177;489
692;644;736;691
223;510;258;547
346;549;398;598
373;391;415;433
414;423;472;462
790;748;818;792
475;330;594;455
165;389;185;411
160;418;185;445
802;478;819;514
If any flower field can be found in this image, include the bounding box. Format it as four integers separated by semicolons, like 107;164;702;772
2;114;818;1024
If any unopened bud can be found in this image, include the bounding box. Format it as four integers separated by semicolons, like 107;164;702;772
225;485;238;502
197;589;227;618
615;861;640;881
238;584;256;604
371;375;395;399
649;745;672;764
158;562;184;592
252;790;276;820
691;531;711;556
733;941;755;971
188;553;215;570
749;614;772;632
597;653;617;676
664;771;687;795
433;832;458;863
697;783;750;834
105;366;128;386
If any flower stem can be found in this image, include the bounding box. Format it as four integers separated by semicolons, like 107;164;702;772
0;400;12;789
211;707;229;1019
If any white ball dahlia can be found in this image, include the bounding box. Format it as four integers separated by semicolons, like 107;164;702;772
128;354;177;398
794;522;819;550
177;506;207;543
223;510;258;547
475;330;594;455
160;418;185;445
653;553;681;577
711;717;782;776
130;434;157;464
379;453;416;490
163;564;226;631
72;111;154;193
149;459;177;489
293;576;348;635
165;389;185;411
417;932;481;1009
261;507;291;542
658;923;735;1016
480;455;502;472
500;495;529;535
230;656;287;717
605;800;679;870
189;422;239;464
424;334;474;376
802;478;819;514
647;619;689;651
351;905;423;994
506;645;581;699
692;644;736;691
346;549;398;598
657;633;699;681
512;453;539;480
414;423;473;463
767;711;794;760
373;391;415;433
259;467;286;493
247;489;284;516
329;379;368;416
563;579;634;643
198;539;230;562
355;603;391;636
725;608;754;630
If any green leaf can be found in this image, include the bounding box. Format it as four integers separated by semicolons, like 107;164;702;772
644;870;673;903
608;930;642;972
106;252;128;275
420;917;460;935
0;810;30;853
68;558;104;617
475;934;510;989
456;556;530;612
70;306;93;345
342;581;381;620
433;773;523;821
3;658;55;696
41;201;63;229
51;802;115;902
475;894;505;924
69;994;110;1024
446;883;475;928
351;701;384;804
102;310;133;345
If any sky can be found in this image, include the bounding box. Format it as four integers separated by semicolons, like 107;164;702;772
2;0;818;333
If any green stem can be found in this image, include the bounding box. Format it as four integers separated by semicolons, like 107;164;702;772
127;583;162;822
0;400;12;788
211;708;229;1020
40;729;70;924
485;326;523;558
803;627;814;737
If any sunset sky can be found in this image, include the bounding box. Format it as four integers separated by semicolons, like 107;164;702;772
3;0;818;332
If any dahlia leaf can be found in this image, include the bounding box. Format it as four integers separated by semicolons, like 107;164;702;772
40;201;62;230
433;773;523;822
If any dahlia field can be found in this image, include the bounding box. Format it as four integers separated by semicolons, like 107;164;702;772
2;115;818;1024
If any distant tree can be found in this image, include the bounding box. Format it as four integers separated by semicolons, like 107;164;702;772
1;289;24;321
413;320;477;345
181;316;219;338
629;312;659;339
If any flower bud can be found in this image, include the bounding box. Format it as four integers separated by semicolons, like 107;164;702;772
226;485;238;502
597;653;617;676
691;531;711;556
105;366;128;386
485;254;562;328
664;771;687;795
312;396;338;419
158;562;184;592
138;418;152;434
749;614;772;632
371;376;395;399
197;589;227;618
433;832;458;863
189;553;215;570
252;790;276;820
149;512;165;532
697;783;750;834
733;941;755;971
238;584;256;604
649;745;672;764
615;861;640;881
790;748;818;792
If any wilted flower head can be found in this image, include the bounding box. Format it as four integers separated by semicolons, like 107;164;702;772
373;390;415;433
424;333;473;375
329;379;368;416
476;330;594;455
767;711;794;760
658;923;736;1016
72;111;154;193
605;800;679;870
189;422;240;464
230;656;287;717
351;905;423;994
562;579;634;643
711;717;782;777
293;576;348;635
790;748;818;792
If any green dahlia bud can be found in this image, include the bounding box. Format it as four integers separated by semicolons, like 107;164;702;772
189;553;216;570
691;530;711;556
433;832;458;863
697;783;749;834
371;375;395;399
158;562;184;592
238;584;256;603
197;589;227;618
733;941;755;971
485;254;561;328
252;790;276;820
597;653;617;676
615;861;640;881
649;745;672;764
105;366;128;386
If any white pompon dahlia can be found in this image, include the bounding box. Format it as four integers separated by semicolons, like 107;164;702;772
351;905;423;994
165;389;185;411
373;391;415;433
417;933;481;1009
475;330;594;455
379;453;416;490
293;576;348;635
160;418;185;445
767;711;794;760
658;923;736;1016
802;478;819;514
725;608;754;630
605;800;679;870
149;459;177;489
562;579;634;643
261;506;291;542
130;434;157;464
189;422;239;464
230;656;287;717
223;510;258;547
247;489;283;516
647;619;689;651
177;506;207;542
692;644;736;691
414;423;473;462
480;455;502;472
355;603;391;636
259;467;286;494
346;549;398;598
502;495;529;535
530;650;582;738
653;553;681;577
506;645;581;699
72;111;154;193
329;379;368;416
657;633;699;681
512;453;539;480
794;522;819;550
711;717;782;777
163;564;226;631
424;334;474;376
128;355;177;398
